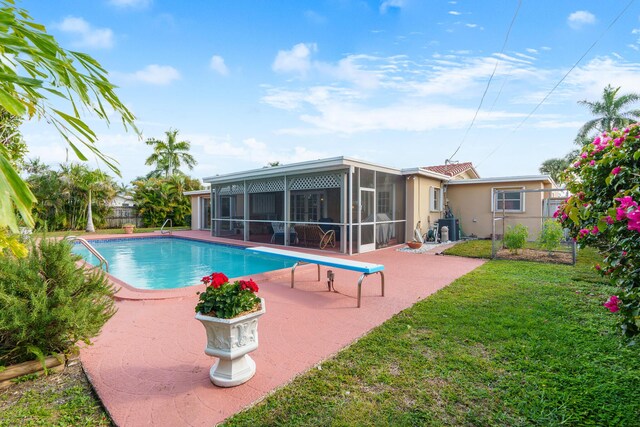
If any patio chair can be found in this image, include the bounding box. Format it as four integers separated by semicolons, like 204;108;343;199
270;222;298;245
294;224;336;249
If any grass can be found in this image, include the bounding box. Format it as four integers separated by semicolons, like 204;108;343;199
443;239;493;258
0;364;110;427
36;226;190;238
224;249;640;426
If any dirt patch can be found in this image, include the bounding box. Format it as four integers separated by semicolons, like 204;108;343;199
496;248;573;265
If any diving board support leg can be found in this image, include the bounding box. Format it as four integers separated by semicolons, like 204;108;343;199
356;271;385;308
290;261;322;288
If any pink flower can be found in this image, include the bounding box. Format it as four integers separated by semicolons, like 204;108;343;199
591;226;599;235
617;207;627;221
592;136;601;145
595;264;601;271
578;228;590;238
614;137;624;147
605;215;614;225
616;196;638;210
561;213;568;221
626;209;640;232
611;166;621;176
573;161;581;168
603;295;620;313
581;152;588;159
589;160;595;166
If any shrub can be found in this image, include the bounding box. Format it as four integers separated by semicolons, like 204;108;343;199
558;124;640;339
538;219;564;253
504;224;528;254
0;238;116;366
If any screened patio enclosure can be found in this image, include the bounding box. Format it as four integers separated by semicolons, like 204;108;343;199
203;157;406;254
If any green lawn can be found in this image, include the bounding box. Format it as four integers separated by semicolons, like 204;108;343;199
224;249;639;426
443;239;493;258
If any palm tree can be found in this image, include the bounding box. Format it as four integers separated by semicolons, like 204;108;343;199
145;129;197;177
575;85;640;144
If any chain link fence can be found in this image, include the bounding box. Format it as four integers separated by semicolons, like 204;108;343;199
491;188;576;265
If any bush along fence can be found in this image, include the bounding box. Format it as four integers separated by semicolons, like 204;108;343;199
105;206;144;228
558;123;640;340
491;188;576;265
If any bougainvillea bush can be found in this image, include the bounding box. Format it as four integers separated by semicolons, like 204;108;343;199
557;124;640;340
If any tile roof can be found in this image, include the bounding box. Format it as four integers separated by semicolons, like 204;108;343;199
423;162;475;177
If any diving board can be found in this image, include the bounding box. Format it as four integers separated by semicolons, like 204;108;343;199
247;246;384;308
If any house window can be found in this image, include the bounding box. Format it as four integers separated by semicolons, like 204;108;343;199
430;187;442;212
290;191;326;222
377;191;390;216
493;188;524;212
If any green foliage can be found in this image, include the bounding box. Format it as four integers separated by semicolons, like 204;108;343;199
225;254;640;426
26;162;117;231
0;0;136;235
538;219;564;253
503;224;528;254
145;129;197;178
0;238;116;366
0;108;27;171
559;123;640;339
576;85;640;144
195;273;260;319
132;175;201;227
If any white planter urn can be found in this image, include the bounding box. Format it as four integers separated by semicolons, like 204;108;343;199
195;298;265;387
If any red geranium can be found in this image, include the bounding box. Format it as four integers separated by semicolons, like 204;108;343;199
195;272;261;318
239;279;259;293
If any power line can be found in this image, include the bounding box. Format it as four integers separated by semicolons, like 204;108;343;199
476;0;637;168
447;0;522;162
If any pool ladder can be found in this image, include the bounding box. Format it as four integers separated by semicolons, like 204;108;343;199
161;218;173;235
66;236;109;272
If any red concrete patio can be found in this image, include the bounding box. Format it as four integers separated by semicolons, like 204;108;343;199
79;231;484;426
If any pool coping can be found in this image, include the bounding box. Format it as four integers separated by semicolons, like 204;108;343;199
77;232;360;301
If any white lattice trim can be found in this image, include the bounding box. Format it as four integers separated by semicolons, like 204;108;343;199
247;179;285;194
289;174;342;190
218;183;245;195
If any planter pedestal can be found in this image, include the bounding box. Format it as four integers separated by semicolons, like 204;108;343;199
195;299;265;387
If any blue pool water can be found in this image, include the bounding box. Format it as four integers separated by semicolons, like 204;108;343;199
72;237;295;290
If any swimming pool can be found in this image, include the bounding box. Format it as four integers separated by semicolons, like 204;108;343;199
72;237;295;290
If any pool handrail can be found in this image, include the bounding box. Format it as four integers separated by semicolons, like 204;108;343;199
161;218;173;235
66;236;109;272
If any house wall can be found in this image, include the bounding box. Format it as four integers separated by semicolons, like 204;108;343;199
406;175;446;239
445;181;547;239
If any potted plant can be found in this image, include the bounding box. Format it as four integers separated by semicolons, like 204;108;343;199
407;240;423;249
122;223;135;234
194;272;265;387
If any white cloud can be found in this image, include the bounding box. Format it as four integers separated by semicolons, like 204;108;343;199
209;55;229;76
525;48;538;54
282;102;523;135
465;23;478;28
56;16;114;49
380;0;404;14
127;64;181;85
448;11;461;16
567;11;596;30
272;43;316;75
272;44;380;88
108;0;151;8
188;134;328;166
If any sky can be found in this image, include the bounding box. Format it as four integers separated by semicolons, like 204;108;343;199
18;0;640;184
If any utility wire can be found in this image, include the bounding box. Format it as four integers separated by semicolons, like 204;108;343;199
476;0;637;167
447;0;522;162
